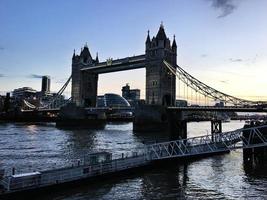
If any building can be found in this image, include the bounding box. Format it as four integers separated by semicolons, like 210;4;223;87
12;87;37;100
145;24;177;106
121;84;140;105
175;100;188;107
215;101;225;107
71;45;99;106
97;93;130;108
41;76;51;93
0;95;5;112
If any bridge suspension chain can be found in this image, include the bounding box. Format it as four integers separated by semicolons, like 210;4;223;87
163;60;266;106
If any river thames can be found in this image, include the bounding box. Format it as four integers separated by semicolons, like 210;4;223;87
0;121;267;200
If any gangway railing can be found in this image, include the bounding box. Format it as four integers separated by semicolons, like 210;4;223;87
145;125;267;160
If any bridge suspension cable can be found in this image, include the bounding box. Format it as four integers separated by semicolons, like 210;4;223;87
163;60;266;106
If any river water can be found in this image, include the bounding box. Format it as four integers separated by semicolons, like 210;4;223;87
0;121;267;200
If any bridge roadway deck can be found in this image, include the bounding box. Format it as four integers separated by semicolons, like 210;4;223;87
22;106;267;114
20;106;134;114
1;125;267;198
167;106;267;112
80;54;146;74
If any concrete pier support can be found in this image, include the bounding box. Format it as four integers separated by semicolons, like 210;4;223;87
243;122;267;169
133;104;168;132
133;105;187;140
167;110;187;140
211;120;222;142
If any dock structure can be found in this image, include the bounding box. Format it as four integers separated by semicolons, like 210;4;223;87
1;125;267;197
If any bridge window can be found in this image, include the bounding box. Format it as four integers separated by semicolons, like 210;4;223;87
152;81;158;86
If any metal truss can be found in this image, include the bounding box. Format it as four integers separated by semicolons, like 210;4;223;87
145;125;267;160
163;60;267;106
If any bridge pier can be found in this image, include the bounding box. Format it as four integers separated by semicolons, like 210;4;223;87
243;121;267;170
133;105;187;140
211;120;222;142
167;110;187;140
133;104;168;132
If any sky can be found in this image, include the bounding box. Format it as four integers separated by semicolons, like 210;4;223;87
0;0;267;101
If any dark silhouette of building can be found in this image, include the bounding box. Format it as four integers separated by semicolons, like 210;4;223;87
71;45;99;106
12;87;37;100
3;93;10;112
145;23;177;106
41;76;51;93
175;100;188;107
121;84;140;105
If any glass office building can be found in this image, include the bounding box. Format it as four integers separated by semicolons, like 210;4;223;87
97;93;130;107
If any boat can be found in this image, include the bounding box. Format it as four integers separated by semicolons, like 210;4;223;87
0;151;148;199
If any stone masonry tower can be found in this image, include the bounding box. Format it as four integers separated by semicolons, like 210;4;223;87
145;24;177;106
71;44;99;106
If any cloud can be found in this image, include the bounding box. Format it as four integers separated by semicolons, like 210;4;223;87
251;54;258;64
27;74;43;79
201;54;208;58
208;0;237;18
229;58;242;62
0;47;4;50
56;79;68;84
220;80;229;84
0;74;5;77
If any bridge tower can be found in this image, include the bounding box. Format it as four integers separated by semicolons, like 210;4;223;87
145;24;177;106
71;45;99;106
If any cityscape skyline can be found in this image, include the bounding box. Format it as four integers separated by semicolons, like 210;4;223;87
0;0;267;101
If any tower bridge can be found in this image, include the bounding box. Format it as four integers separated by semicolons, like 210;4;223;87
22;24;266;111
71;24;266;108
72;24;177;107
20;24;267;136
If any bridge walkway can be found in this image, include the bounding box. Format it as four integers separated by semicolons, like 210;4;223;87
145;125;267;161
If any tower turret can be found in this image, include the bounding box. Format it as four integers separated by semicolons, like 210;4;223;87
172;35;177;52
72;49;76;60
95;52;99;63
80;44;92;64
146;30;151;50
156;23;167;41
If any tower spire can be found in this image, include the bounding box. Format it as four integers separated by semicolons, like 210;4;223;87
172;35;177;56
156;23;167;40
160;21;164;28
72;49;76;59
96;52;99;63
146;30;151;44
172;34;177;49
146;30;151;50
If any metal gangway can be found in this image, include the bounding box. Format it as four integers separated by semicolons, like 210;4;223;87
145;125;267;161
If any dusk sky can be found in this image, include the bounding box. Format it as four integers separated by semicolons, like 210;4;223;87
0;0;267;100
